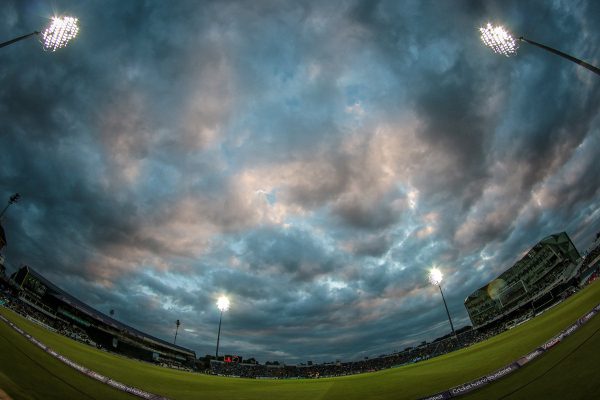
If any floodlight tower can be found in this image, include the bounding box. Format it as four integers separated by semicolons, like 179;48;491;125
215;296;230;358
0;16;79;51
174;319;181;345
0;193;20;219
428;268;456;338
479;23;600;76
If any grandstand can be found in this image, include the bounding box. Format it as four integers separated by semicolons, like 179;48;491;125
464;232;581;329
10;265;196;367
577;235;600;285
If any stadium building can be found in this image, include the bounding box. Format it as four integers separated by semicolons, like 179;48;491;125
464;232;581;328
10;265;196;367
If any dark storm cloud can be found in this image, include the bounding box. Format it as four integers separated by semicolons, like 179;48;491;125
349;232;393;257
234;226;343;281
1;0;599;363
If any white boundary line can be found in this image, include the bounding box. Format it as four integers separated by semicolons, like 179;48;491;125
0;312;169;400
420;302;600;399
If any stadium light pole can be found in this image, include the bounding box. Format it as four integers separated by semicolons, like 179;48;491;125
174;319;181;345
428;268;456;338
479;23;600;76
0;16;79;51
215;296;230;358
0;193;20;220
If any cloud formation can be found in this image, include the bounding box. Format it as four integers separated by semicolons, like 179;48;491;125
1;0;599;363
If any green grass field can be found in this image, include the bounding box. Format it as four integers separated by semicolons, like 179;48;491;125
1;279;599;400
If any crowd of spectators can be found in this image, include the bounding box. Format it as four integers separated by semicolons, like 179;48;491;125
158;360;194;372
581;243;600;271
579;242;600;285
0;286;197;372
207;320;515;379
527;262;570;296
0;288;95;347
55;319;95;346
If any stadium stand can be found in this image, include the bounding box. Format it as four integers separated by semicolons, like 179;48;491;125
577;236;600;285
7;265;196;368
204;322;517;379
464;232;581;329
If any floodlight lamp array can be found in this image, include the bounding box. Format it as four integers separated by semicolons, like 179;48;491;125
41;16;79;52
480;23;518;57
217;296;230;312
428;268;443;286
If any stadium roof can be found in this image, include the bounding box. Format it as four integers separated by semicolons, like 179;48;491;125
19;266;196;357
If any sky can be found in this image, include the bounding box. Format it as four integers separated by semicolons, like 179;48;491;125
1;0;599;364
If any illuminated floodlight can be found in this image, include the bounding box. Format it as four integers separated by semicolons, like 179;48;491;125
428;268;443;286
215;295;230;358
479;21;599;75
428;267;456;337
40;16;79;52
480;23;518;57
216;296;230;312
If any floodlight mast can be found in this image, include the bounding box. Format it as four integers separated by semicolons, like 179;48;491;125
518;36;600;76
480;23;600;76
0;32;40;49
429;268;456;338
215;296;230;358
0;16;79;51
0;193;20;219
174;319;181;345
